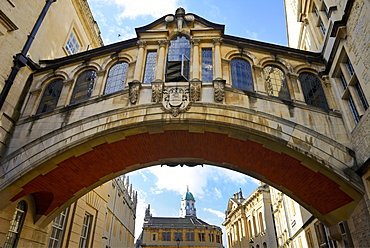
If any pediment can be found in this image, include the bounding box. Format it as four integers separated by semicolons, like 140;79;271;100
135;8;224;38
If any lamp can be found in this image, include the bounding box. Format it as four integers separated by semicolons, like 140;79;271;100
176;237;181;248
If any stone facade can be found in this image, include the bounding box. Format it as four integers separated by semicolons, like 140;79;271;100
136;189;223;248
285;0;370;246
0;175;137;248
0;0;103;158
0;3;369;247
223;186;277;248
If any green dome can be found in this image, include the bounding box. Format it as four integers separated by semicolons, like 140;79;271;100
184;191;195;201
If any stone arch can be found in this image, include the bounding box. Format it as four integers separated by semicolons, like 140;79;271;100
225;49;258;65
0;102;363;227
35;71;68;90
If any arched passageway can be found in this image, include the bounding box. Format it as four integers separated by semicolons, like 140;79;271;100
2;121;363;228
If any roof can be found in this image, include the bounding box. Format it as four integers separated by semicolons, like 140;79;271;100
143;216;222;231
184;191;195;201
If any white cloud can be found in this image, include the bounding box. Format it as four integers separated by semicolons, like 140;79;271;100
107;0;181;20
203;207;225;219
147;165;209;197
214;187;222;198
245;29;259;40
134;189;148;239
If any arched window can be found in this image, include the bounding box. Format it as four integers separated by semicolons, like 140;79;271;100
299;72;329;109
231;58;254;91
3;201;27;248
36;78;64;114
263;65;290;99
70;70;97;104
104;62;129;94
259;212;264;232
166;36;190;82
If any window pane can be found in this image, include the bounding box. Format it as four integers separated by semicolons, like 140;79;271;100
37;79;64;114
231;58;254;91
70;70;96;104
79;213;92;248
65;32;80;55
355;83;369;110
143;51;157;84
166;36;190;82
4;201;27;248
348;95;360;124
264;66;290;99
299;72;329;109
202;49;213;82
104;62;129;94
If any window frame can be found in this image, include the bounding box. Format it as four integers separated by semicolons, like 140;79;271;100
104;61;129;94
299;72;330;110
79;212;92;248
3;201;27;248
263;65;291;100
70;69;97;105
143;51;157;84
36;78;64;114
230;58;254;91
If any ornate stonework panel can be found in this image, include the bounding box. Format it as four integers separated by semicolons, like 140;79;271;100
129;81;141;104
151;82;163;103
189;81;201;102
213;79;225;102
162;86;191;116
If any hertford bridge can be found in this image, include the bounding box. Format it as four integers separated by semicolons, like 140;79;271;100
0;8;367;232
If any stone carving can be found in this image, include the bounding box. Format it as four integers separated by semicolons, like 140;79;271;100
128;81;141;104
162;87;191;117
213;79;225;102
151;82;163;103
190;81;201;101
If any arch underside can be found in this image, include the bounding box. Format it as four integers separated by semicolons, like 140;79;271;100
8;128;361;227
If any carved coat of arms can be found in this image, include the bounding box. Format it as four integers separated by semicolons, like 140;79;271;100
162;87;190;117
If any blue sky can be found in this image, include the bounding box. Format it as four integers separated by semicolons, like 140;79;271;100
126;165;260;243
87;0;288;46
86;0;288;243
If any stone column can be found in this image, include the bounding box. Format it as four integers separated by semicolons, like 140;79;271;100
155;40;167;82
322;75;339;111
192;38;200;80
26;89;41;116
253;65;266;94
213;38;223;79
58;79;74;107
91;70;106;97
133;40;146;82
287;72;304;102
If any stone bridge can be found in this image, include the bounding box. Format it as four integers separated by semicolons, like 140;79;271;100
0;8;366;229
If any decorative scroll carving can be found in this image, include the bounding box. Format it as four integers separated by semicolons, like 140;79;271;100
152;82;163;103
213;78;226;102
162;87;191;117
128;81;141;104
190;81;201;101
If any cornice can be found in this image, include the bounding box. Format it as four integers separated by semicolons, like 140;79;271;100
72;0;104;47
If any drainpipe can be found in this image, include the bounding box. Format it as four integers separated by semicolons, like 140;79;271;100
0;0;57;110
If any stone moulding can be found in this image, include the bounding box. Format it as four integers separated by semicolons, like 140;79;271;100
213;78;226;102
151;81;164;103
128;81;141;104
189;80;201;102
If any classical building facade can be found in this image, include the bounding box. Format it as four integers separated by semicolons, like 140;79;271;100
223;186;277;248
284;0;370;246
0;0;103;157
136;188;223;248
224;185;354;248
0;3;369;248
0;175;137;248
